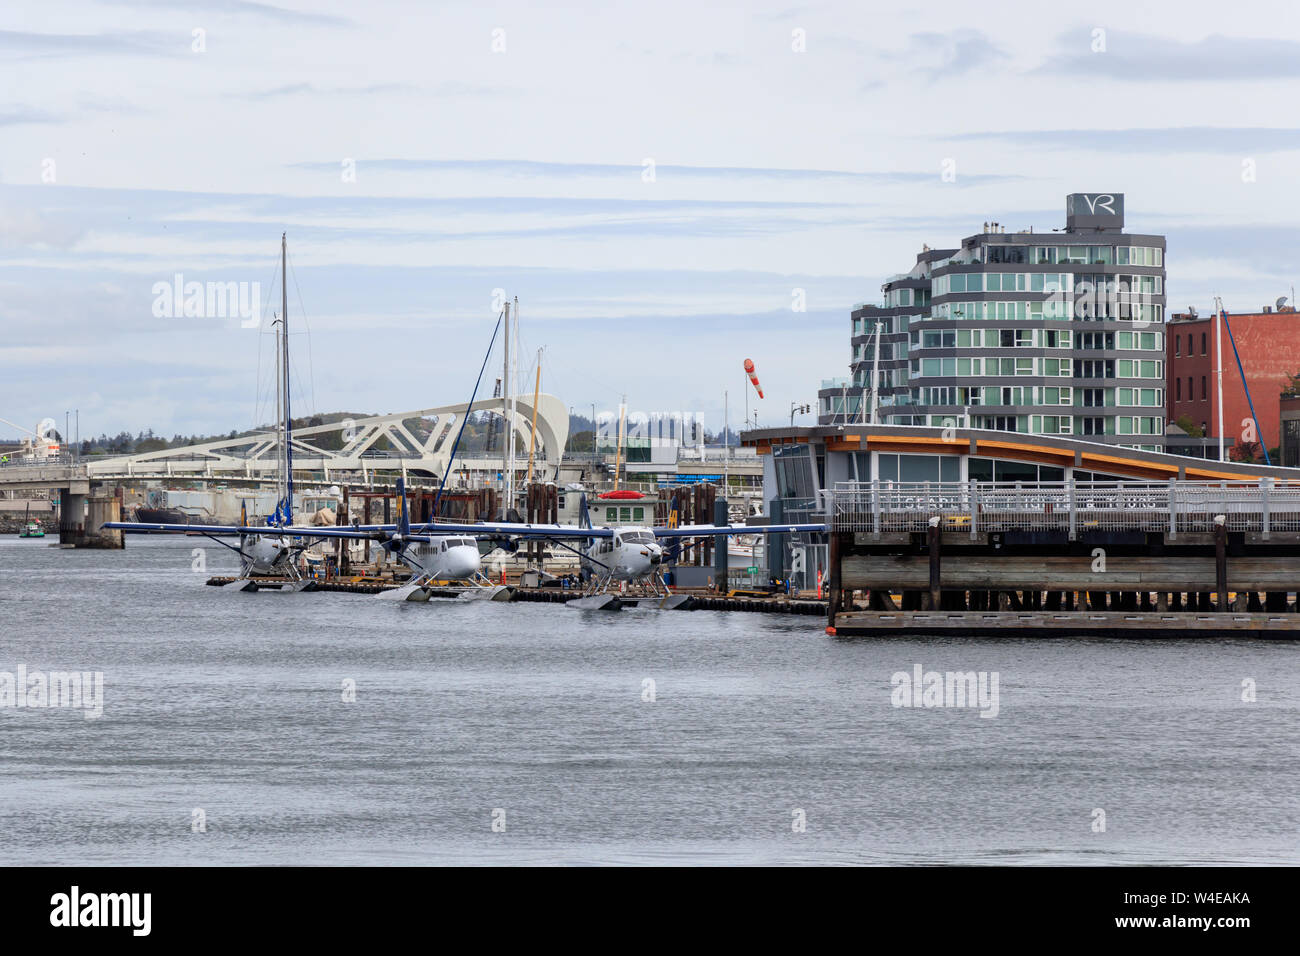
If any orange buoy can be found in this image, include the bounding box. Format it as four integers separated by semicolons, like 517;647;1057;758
825;626;837;636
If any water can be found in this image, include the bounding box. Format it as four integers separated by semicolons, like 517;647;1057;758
1;536;1296;865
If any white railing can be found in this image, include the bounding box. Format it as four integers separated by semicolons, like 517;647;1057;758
831;480;1300;538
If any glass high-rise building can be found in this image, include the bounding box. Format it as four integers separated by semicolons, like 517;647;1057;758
820;194;1167;450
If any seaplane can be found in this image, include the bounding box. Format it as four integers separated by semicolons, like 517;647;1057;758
347;480;502;602
100;234;493;597
101;235;825;604
102;233;326;590
105;476;495;596
374;489;827;611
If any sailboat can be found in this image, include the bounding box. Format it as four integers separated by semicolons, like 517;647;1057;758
103;233;317;591
227;232;310;587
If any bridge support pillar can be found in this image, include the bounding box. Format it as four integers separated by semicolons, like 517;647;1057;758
58;491;86;546
83;496;123;548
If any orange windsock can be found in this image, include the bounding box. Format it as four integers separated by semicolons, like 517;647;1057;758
743;358;764;399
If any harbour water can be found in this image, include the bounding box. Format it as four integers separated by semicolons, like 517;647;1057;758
1;536;1296;865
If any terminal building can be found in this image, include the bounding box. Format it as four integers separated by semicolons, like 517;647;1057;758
820;193;1167;452
743;421;1300;591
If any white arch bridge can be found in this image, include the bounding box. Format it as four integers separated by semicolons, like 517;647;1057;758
73;394;570;486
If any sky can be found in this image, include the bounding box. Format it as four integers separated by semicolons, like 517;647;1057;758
2;0;1300;441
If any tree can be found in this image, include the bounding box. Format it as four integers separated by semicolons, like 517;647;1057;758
1174;414;1204;438
1230;439;1263;463
567;430;595;453
1282;372;1300;398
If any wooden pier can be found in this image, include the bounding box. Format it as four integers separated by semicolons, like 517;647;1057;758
830;609;1300;637
825;479;1300;637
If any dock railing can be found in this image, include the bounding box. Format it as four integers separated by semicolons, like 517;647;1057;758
831;479;1300;538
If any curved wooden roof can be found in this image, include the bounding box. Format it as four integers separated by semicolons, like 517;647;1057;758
743;424;1300;483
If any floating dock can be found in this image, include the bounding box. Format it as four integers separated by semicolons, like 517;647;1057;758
204;576;826;613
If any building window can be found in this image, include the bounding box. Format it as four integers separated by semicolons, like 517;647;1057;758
1188;376;1193;400
1201;332;1207;355
1201;376;1207;400
1175;336;1180;356
1176;378;1181;401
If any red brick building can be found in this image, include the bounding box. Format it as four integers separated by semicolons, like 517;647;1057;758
1165;308;1300;455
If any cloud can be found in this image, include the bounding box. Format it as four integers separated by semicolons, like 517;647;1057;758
0;206;84;249
902;29;1007;80
0;29;178;59
288;157;1024;185
234;82;416;100
0;107;66;126
99;0;350;27
233;81;515;101
944;127;1300;154
1035;30;1300;81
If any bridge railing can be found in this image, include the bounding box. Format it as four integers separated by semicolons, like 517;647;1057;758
0;454;74;469
831;480;1300;536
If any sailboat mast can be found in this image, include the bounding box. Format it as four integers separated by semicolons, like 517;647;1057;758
502;300;511;515
510;297;519;507
274;259;282;518
526;348;541;486
281;233;292;523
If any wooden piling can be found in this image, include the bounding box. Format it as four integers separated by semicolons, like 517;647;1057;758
1215;519;1228;613
927;518;941;610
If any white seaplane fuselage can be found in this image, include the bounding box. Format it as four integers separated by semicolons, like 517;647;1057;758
239;531;300;574
582;527;665;583
395;534;482;582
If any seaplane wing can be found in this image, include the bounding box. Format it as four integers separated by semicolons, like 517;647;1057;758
338;521;616;540
652;523;827;538
101;521;271;537
276;526;453;544
99;521;420;542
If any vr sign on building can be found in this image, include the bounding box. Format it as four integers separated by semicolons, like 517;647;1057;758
1066;192;1125;231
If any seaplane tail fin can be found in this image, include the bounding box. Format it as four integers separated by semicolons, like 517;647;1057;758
397;477;411;538
239;499;248;531
578;492;592;530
